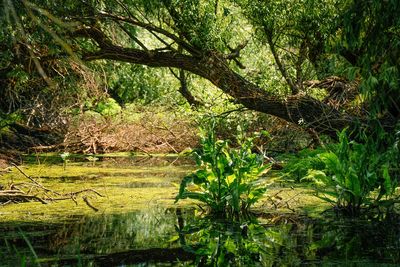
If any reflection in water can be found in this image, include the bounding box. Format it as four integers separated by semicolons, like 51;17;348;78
176;212;400;266
0;207;196;266
303;214;400;265
2;155;398;265
0;208;399;266
176;213;289;266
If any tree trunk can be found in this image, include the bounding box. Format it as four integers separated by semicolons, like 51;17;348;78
76;29;375;137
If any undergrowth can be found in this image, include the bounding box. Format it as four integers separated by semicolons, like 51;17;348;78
283;129;400;216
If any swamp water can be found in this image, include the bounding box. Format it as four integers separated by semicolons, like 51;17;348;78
0;155;399;266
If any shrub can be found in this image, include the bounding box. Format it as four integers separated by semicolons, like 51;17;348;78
175;121;269;220
281;148;327;183
95;98;121;117
309;129;399;215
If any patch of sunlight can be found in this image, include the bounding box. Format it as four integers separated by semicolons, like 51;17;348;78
0;162;192;223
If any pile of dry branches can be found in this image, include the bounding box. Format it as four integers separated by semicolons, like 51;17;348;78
61;111;198;154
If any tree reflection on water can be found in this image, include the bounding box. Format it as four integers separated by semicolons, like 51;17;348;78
175;209;400;266
0;208;399;266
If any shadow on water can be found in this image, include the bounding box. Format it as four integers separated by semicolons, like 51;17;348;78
1;208;399;266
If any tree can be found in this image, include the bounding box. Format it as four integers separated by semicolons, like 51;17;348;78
2;0;399;137
0;0;105;129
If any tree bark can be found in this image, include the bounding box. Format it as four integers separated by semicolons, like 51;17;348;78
75;27;373;138
177;70;202;107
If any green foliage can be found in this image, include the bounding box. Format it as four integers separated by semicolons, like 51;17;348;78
281;148;327;182
0;2;100;128
306;129;399;215
175;121;269;219
18;228;41;267
198;109;268;145
162;0;235;50
335;0;400;116
176;218;287;266
0;112;21;130
94;98;121;117
105;63;182;106
237;0;340;79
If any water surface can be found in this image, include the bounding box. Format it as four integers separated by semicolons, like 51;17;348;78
0;155;399;266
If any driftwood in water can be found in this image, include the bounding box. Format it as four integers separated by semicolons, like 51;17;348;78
0;163;103;211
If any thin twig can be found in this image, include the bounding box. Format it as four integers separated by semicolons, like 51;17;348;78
12;163;40;186
65;188;104;197
11;163;60;195
0;200;12;206
0;193;48;204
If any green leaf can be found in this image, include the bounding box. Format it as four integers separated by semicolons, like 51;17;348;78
176;173;204;202
302;170;327;185
382;164;392;194
347;170;361;197
224;238;236;253
180;192;210;204
168;235;180;243
315;193;336;204
226;174;236;186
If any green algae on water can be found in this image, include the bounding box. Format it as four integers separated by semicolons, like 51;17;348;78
0;159;193;223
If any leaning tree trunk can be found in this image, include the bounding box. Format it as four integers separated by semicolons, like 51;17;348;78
75;27;376;138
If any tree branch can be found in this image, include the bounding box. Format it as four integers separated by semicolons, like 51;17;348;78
225;41;248;69
96;11;200;56
266;32;299;95
74;27;382;137
116;21;149;51
168;68;201;107
178;70;202;107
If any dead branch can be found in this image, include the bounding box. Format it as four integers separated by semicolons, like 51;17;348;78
12;163;60;195
0;189;25;194
0;165;104;209
0;193;48;204
64;188;104;197
82;196;99;212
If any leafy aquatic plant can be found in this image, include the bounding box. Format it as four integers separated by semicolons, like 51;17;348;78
175;123;269;219
309;129;399;215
